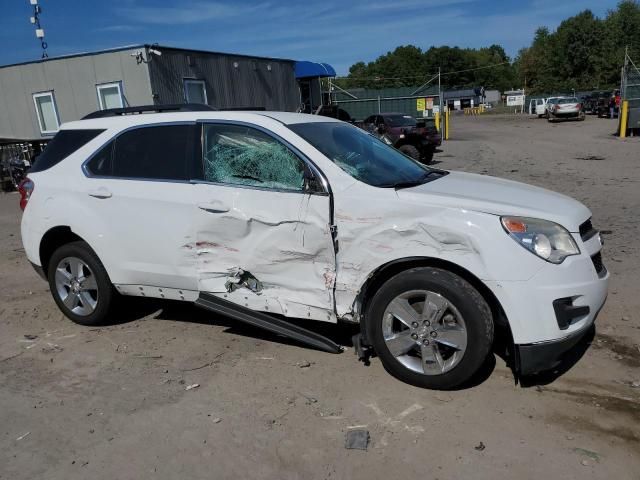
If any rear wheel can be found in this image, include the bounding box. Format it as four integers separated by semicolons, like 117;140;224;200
421;147;435;164
367;267;493;390
399;144;420;161
47;241;116;326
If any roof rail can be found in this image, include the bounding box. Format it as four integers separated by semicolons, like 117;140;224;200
218;106;266;111
82;103;216;120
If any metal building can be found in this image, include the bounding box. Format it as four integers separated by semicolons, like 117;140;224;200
0;44;303;144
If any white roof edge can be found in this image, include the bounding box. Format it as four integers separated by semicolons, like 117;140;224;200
61;111;343;130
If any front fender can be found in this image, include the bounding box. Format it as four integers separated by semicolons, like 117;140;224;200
332;187;545;318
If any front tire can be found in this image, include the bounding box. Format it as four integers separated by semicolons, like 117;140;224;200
399;144;420;161
367;267;494;389
47;241;116;326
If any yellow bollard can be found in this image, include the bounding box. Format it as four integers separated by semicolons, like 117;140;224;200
445;110;450;140
620;100;629;138
435;112;440;131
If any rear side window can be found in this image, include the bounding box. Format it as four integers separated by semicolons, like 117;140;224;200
30;129;105;173
86;125;199;181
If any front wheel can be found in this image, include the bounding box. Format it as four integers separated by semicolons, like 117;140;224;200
367;267;494;389
398;144;420;161
47;241;116;326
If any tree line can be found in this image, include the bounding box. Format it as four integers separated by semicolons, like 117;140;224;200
337;0;640;94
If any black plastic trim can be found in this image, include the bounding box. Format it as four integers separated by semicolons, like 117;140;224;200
553;297;590;330
516;325;593;376
195;293;343;354
82;104;215;120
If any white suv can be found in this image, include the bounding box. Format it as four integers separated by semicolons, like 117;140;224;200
19;106;608;389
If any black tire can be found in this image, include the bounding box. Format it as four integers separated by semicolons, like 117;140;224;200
366;267;494;390
399;144;420;161
421;147;435;165
47;241;116;326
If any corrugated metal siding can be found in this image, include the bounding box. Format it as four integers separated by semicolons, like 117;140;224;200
0;48;152;141
147;48;299;111
333;86;440;121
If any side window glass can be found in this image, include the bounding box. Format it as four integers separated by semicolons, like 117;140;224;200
203;124;305;191
86;141;113;176
112;125;194;180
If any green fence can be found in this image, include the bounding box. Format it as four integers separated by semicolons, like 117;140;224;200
331;85;441;121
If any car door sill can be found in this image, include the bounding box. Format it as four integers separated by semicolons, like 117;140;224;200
195;293;344;354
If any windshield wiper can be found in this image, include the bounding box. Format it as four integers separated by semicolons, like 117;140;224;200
377;171;435;190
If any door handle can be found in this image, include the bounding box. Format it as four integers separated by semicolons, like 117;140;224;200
198;202;229;214
88;188;112;199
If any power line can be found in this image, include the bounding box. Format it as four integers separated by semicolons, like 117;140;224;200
334;61;511;82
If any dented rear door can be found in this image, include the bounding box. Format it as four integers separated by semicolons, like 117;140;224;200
191;122;336;322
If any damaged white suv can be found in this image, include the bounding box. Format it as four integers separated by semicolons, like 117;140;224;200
19;106;608;389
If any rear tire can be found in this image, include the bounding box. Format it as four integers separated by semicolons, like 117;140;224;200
399;144;420;161
366;267;494;390
421;147;435;164
47;241;116;326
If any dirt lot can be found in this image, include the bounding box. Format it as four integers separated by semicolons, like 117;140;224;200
1;114;639;479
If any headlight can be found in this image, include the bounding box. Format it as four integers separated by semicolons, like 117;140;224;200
501;216;580;264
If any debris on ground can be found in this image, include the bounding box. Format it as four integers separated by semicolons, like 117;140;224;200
345;429;370;450
573;447;600;463
475;441;486;451
16;432;30;441
211;417;222;424
41;344;63;354
297;361;311;368
24;334;38;340
298;392;317;405
185;383;200;391
630;381;640;388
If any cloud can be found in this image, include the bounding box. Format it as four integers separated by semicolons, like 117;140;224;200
96;25;141;32
116;1;269;25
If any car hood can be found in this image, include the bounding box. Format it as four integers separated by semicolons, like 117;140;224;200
397;171;591;232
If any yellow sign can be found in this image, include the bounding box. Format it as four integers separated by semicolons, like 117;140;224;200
416;98;426;111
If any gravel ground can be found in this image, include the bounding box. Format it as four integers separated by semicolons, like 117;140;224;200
1;113;638;479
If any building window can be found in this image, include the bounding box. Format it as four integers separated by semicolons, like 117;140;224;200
97;82;124;110
32;91;60;135
184;79;207;104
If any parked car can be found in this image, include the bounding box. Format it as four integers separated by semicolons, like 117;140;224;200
362;113;440;164
19;106;608;390
533;98;547;117
547;97;585;122
544;97;563;117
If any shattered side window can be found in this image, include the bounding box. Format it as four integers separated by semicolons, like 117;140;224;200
203;124;305;191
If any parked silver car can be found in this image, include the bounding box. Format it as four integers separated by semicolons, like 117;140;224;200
548;97;585;122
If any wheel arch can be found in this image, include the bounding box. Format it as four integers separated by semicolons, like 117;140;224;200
354;256;511;341
39;226;86;276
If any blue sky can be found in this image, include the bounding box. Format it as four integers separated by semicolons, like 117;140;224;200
1;0;621;74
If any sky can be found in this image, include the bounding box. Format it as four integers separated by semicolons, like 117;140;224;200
0;0;622;75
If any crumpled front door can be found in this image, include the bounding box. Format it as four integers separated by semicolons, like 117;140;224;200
192;184;336;322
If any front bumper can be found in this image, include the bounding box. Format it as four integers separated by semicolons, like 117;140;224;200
515;312;599;375
485;230;608;375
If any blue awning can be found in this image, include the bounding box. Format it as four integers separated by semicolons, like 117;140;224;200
295;61;336;79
